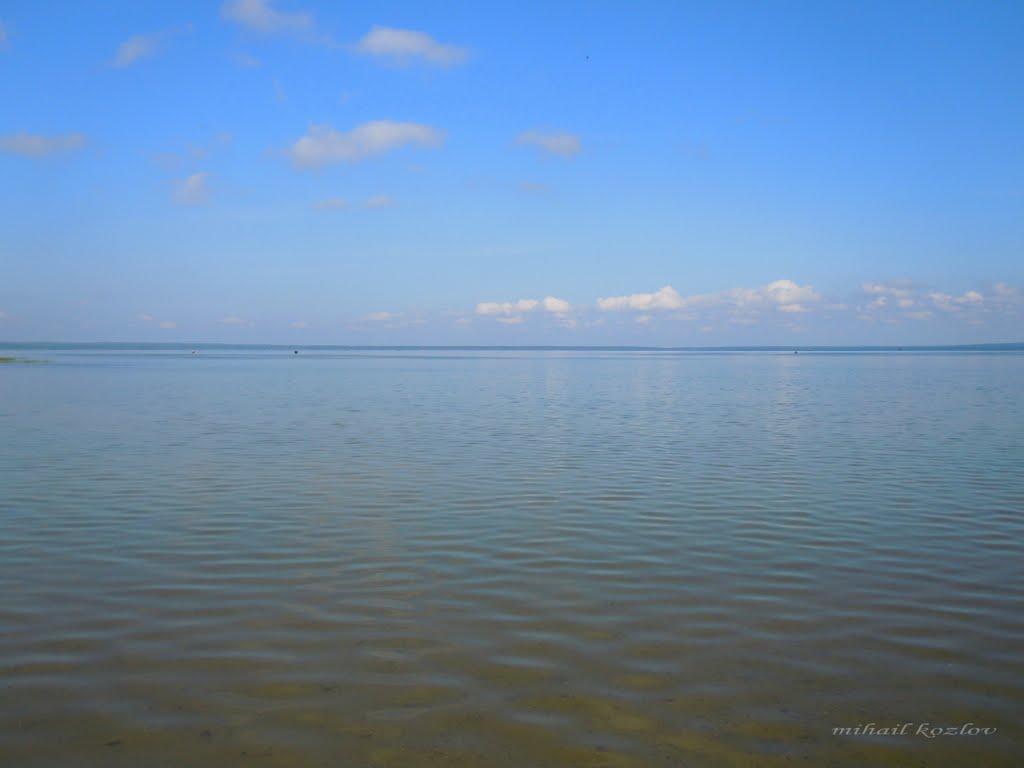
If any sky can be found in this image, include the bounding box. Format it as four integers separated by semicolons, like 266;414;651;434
1;0;1022;345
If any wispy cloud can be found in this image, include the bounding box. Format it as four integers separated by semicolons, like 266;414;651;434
365;194;395;208
516;130;582;157
354;26;467;66
518;181;548;193
285;121;444;169
366;311;396;321
221;0;316;37
174;172;209;206
0;20;9;48
290;320;308;328
0;132;86;157
232;51;261;68
313;197;349;211
112;27;187;68
136;313;176;329
272;77;288;103
857;280;1019;323
218;316;253;327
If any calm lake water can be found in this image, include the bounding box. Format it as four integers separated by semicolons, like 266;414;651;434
1;345;1022;767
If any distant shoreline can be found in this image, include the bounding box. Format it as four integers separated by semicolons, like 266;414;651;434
2;342;1023;353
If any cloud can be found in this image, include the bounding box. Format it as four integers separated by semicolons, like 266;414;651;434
232;51;261;68
218;316;252;326
174;172;209;206
497;316;525;325
597;285;685;311
113;33;161;67
137;313;175;328
516;131;582;157
354;25;468;66
313;197;349;211
0;310;9;320
858;280;1023;322
597;280;823;317
993;282;1019;300
366;194;395;208
476;299;539;316
0;132;86;157
476;296;571;319
541;296;570;314
518;181;548;193
285;121;444;169
1;20;10;48
928;290;984;312
366;311;396;321
221;0;315;36
272;77;288;103
112;26;190;68
290;320;308;328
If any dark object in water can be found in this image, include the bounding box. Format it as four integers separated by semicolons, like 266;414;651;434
794;350;798;354
294;350;299;355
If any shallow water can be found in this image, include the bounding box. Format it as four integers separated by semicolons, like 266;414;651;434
1;346;1022;766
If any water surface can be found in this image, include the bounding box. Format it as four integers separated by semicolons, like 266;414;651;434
1;345;1022;766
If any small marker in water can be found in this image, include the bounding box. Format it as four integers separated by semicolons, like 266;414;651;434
294;350;299;354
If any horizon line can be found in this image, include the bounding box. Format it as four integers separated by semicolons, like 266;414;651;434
4;341;1024;351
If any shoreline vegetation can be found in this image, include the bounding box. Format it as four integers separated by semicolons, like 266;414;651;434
0;357;48;364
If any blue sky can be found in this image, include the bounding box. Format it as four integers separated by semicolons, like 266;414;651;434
1;0;1022;344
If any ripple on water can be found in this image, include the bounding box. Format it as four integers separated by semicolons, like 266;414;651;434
1;349;1023;766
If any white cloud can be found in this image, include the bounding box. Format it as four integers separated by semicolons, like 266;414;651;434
859;280;1023;322
476;296;571;321
174;172;209;206
477;299;538;316
598;280;823;318
366;311;396;321
0;132;86;157
516;130;582;157
542;296;570;314
221;0;315;36
597;285;685;311
863;281;913;299
313;197;349;211
929;290;984;312
136;313;154;322
285;121;444;169
354;26;467;66
158;320;177;329
366;194;395;208
218;316;252;326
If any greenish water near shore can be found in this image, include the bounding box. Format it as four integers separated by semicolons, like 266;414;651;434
1;346;1022;766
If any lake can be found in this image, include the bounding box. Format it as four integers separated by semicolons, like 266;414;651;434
1;345;1022;766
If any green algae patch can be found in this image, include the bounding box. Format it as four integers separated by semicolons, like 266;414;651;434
0;356;48;364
